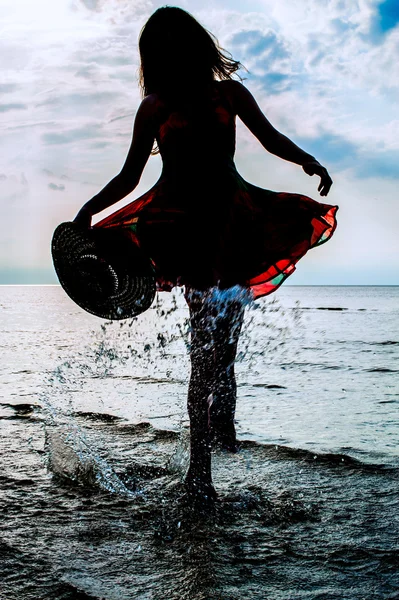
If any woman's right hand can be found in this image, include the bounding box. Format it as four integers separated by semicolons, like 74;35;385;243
302;160;333;197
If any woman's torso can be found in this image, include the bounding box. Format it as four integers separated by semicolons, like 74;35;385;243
135;80;244;271
152;80;238;189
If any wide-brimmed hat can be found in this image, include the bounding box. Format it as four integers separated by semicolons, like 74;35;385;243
51;222;156;320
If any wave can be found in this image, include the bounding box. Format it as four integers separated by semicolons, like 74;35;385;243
336;339;399;346
53;582;103;600
74;421;395;475
235;439;396;473
96;374;184;384
366;367;398;373
280;361;347;370
300;306;349;311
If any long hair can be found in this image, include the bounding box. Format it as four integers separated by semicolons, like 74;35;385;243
137;6;247;155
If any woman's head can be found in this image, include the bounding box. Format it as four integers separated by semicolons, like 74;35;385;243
138;6;246;101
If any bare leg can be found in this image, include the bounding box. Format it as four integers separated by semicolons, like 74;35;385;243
183;287;217;501
183;285;247;499
210;298;245;451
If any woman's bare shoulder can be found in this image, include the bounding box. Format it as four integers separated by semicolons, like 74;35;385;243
139;93;166;122
142;92;161;109
217;79;248;115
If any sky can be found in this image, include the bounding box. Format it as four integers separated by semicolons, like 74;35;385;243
0;0;398;285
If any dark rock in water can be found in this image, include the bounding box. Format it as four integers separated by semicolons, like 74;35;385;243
0;402;41;417
74;411;127;423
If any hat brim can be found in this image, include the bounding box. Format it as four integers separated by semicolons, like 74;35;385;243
51;222;156;320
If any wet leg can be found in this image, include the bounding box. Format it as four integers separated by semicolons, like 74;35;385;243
210;298;245;451
184;287;217;501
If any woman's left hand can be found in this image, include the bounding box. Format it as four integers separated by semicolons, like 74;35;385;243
302;160;333;197
73;206;92;228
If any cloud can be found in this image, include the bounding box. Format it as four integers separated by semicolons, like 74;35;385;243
227;27;301;94
35;91;118;109
295;131;399;179
256;71;303;95
74;65;99;79
41;123;104;145
0;83;18;93
230;29;290;60
90;141;111;149
354;148;399;179
108;111;135;123
229;28;291;75
1;0;398;283
0;103;28;112
78;53;132;67
329;18;357;34
206;3;398;185
75;0;152;22
297;132;358;167
79;0;99;10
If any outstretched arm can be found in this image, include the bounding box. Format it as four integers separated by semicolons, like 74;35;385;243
230;81;333;196
74;94;157;227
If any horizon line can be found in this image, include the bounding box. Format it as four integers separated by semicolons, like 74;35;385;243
0;284;398;287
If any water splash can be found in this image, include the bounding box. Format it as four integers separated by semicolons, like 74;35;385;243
237;295;304;377
39;322;138;496
87;286;303;382
45;425;138;496
38;286;303;495
181;285;303;376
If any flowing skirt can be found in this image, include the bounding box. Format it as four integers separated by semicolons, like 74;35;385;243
94;172;338;300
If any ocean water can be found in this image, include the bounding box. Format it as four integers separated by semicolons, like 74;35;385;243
0;285;398;599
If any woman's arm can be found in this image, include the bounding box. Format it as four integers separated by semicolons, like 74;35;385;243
229;80;333;196
74;94;158;226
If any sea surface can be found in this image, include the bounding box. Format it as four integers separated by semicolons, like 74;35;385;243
0;285;398;599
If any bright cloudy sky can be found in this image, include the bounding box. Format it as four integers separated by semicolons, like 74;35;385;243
1;0;398;284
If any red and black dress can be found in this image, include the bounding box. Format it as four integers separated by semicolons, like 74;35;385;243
94;82;338;300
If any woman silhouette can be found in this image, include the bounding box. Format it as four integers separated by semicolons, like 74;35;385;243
74;6;337;502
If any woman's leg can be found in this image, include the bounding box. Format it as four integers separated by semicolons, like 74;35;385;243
209;297;245;451
183;286;217;500
183;285;247;498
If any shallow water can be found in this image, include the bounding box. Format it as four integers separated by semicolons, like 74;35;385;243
1;285;398;599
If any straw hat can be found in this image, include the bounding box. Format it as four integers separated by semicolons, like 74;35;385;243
51;222;156;319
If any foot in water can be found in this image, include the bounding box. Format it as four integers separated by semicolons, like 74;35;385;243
183;470;218;504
